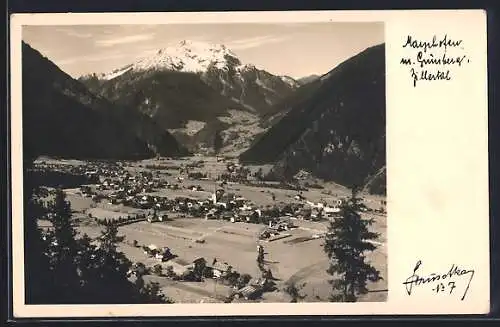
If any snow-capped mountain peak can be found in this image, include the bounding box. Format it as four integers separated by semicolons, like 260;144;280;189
100;40;243;80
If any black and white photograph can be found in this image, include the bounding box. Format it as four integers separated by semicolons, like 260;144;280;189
9;9;493;318
20;21;387;305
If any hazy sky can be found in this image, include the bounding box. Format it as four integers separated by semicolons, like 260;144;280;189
23;23;384;79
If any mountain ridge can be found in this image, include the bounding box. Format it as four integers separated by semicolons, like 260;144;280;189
240;43;386;194
79;40;300;153
22;41;188;160
297;74;320;85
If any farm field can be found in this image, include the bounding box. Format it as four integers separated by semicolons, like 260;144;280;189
36;156;387;303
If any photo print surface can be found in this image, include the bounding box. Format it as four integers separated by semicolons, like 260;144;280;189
9;10;489;317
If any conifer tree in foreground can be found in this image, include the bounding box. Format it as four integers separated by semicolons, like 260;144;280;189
284;282;306;303
24;183;64;303
256;244;265;273
324;188;381;302
44;189;83;303
28;184;171;304
213;129;223;158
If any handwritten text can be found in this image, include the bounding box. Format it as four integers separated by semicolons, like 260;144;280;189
402;260;475;300
400;35;470;87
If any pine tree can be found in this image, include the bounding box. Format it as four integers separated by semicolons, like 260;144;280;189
193;258;206;281
213;129;223;157
284;282;306;303
95;222;135;297
100;221;125;253
24;172;173;304
257;245;265;272
74;233;96;285
153;264;163;276
24;177;58;303
44;188;83;303
165;265;176;278
324;187;381;302
140;281;173;303
47;189;77;250
237;273;252;289
263;268;273;280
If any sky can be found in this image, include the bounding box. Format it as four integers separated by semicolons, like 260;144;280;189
22;23;384;79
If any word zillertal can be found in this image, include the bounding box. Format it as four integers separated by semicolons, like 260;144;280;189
400;34;470;87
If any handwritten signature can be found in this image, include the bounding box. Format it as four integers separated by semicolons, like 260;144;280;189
402;260;474;300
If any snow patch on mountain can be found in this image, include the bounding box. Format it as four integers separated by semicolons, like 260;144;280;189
255;77;277;94
101;65;133;81
279;75;299;88
100;40;248;80
230;97;256;113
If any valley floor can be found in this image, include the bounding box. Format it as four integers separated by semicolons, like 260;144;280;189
35;155;387;303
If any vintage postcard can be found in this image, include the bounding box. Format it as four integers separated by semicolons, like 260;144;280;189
9;10;489;317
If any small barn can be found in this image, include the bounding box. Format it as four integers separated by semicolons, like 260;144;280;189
236;285;262;300
211;262;232;278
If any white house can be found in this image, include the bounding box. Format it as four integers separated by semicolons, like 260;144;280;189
323;206;341;214
212;262;231;279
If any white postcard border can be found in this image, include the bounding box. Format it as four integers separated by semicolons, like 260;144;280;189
10;10;490;317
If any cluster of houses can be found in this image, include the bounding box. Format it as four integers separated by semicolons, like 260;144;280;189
50;160;356;225
83;176;350;228
258;218;298;240
141;244;175;261
33;161;112;178
219;162;251;183
97;170;168;192
69;160;379;229
129;247;273;301
31;162;100;187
